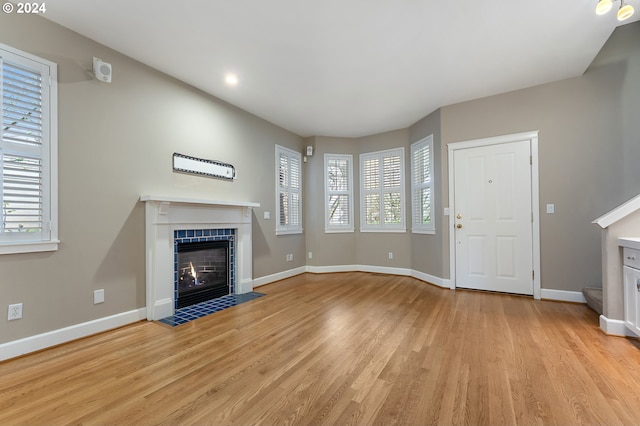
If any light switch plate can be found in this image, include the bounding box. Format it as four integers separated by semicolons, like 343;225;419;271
546;204;555;214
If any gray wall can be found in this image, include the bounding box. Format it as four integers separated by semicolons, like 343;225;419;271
0;13;304;344
304;129;412;270
440;22;639;292
408;109;446;278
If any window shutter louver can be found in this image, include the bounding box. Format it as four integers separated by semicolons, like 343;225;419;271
325;155;353;231
360;148;405;231
382;154;401;225
275;145;302;234
1;58;45;237
411;136;434;233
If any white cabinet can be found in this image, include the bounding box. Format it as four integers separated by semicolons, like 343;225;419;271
623;247;640;336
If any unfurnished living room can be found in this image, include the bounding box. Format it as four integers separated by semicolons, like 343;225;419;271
1;1;640;424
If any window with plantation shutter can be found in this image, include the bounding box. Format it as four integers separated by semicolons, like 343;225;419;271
276;145;302;235
360;147;405;232
324;154;353;232
411;135;435;234
0;44;58;254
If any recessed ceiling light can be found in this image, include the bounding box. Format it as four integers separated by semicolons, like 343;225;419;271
225;73;239;86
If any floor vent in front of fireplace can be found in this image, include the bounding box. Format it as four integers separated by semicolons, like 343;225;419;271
157;292;265;327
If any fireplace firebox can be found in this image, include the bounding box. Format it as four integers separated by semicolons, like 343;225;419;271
176;239;230;309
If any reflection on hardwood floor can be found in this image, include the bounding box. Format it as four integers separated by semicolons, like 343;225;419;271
2;272;640;425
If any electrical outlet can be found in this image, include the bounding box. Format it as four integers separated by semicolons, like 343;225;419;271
8;303;23;321
388;252;393;260
286;254;293;262
308;251;313;259
94;289;105;304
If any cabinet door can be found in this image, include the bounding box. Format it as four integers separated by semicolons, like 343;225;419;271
623;266;640;336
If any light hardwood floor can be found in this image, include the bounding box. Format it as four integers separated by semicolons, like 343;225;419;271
2;272;640;425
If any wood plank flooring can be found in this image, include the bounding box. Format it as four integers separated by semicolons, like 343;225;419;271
2;272;640;425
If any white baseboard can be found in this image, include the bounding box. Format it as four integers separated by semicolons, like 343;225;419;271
252;266;306;288
306;264;360;274
0;308;147;362
306;264;413;277
411;269;451;289
150;298;173;321
355;264;413;276
599;315;638;337
306;264;451;289
540;289;586;303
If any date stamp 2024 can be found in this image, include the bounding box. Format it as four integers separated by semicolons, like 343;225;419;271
3;2;47;14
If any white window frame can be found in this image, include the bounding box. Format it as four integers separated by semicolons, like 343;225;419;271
324;154;354;233
411;135;435;234
359;147;405;233
275;144;302;235
0;43;58;254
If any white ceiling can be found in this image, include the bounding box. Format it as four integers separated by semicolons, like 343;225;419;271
42;0;639;138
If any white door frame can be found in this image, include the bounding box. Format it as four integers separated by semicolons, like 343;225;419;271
447;131;541;299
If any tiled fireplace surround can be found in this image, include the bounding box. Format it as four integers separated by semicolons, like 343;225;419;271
141;195;260;321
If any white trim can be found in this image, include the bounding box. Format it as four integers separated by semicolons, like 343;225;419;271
307;264;411;277
306;264;450;288
306;264;360;274
140;195;259;208
0;308;146;362
259;264;446;287
540;289;586;303
599;315;638;337
0;43;58;254
359;228;407;233
593;193;640;229
357;265;412;276
0;240;59;254
411;229;436;235
410;269;450;288
448;131;541;299
253;266;306;287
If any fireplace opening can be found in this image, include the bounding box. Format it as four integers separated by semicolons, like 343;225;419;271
176;240;229;309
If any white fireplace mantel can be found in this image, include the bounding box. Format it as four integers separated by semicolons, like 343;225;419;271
141;195;260;321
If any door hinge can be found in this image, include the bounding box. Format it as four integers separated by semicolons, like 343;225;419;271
530;155;532;165
532;270;535;280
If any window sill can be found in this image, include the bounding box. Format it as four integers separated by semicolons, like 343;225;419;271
411;229;436;235
276;229;303;236
0;240;60;255
324;228;355;234
359;228;407;233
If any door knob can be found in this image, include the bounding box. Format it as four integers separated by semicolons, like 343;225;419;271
456;214;462;219
456;224;462;229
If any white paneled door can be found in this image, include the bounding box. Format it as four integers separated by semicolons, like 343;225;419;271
453;139;533;295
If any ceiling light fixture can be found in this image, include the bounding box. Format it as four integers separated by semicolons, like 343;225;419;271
595;0;613;14
617;0;635;20
225;73;239;86
596;0;635;21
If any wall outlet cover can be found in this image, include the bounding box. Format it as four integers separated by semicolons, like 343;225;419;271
8;303;23;320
